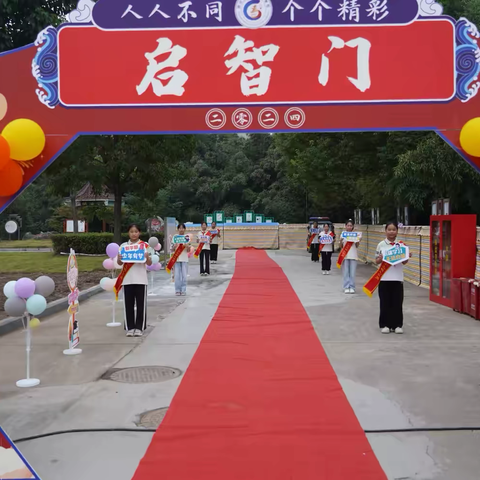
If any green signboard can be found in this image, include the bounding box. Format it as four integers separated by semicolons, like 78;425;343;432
255;214;264;223
226;217;233;224
204;213;213;224
214;211;225;223
266;217;274;223
234;214;244;223
244;211;254;222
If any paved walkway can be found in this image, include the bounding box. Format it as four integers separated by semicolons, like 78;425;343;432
1;250;480;479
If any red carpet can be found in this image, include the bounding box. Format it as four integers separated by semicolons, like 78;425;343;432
132;250;386;480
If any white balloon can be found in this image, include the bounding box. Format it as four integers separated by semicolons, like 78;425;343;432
100;277;115;292
3;280;17;299
151;255;160;264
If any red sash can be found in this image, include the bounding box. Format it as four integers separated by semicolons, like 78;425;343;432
336;242;354;268
194;231;213;259
166;244;186;273
113;241;148;300
363;262;391;297
307;233;318;248
318;231;334;252
114;263;134;300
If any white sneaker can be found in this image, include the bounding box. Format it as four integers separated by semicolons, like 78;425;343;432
395;327;404;334
381;327;390;334
126;330;134;337
326;271;331;275
134;330;143;337
344;289;350;294
322;271;326;275
349;288;355;294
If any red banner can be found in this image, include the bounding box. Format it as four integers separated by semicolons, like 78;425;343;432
57;20;455;107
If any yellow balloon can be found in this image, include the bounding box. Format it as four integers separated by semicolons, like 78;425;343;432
1;119;46;161
460;118;480;157
29;318;41;329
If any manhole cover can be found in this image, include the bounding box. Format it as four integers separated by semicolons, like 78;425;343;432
104;366;182;384
137;407;168;429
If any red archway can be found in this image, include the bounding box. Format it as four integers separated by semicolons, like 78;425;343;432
0;0;479;212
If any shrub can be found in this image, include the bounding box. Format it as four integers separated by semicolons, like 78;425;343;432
51;233;164;255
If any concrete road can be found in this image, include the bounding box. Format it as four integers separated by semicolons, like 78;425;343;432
1;250;480;480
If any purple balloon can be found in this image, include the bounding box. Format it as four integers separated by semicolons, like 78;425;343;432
146;265;153;271
152;263;161;271
15;278;36;299
106;243;120;259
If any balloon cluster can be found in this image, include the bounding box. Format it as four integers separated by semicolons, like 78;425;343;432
3;276;55;319
100;242;121;292
147;237;162;272
0;119;46;197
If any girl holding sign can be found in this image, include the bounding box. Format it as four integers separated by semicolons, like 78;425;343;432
375;221;410;335
171;223;190;296
116;224;152;337
210;221;221;264
309;221;320;263
197;222;211;276
340;220;361;294
320;224;334;275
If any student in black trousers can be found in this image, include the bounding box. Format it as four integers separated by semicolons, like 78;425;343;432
309;221;320;262
210;221;221;264
198;222;211;276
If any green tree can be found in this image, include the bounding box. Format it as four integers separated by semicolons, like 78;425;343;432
0;0;76;51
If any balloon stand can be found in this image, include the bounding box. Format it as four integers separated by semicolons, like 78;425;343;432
16;315;40;388
63;347;82;355
106;268;122;327
148;270;158;297
106;297;122;327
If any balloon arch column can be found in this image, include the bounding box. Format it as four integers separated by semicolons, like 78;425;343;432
0;0;479;209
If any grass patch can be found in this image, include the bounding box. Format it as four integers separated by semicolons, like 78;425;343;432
0;252;104;273
0;239;53;249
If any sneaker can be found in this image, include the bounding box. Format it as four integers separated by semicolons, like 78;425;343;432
126;330;134;337
381;327;390;334
395;327;404;334
206;272;210;276
349;288;355;294
181;292;186;296
344;289;350;294
175;292;181;296
134;330;143;337
322;271;326;275
326;271;331;275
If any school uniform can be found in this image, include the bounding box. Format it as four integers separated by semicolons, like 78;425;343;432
310;228;320;262
119;241;148;332
210;229;220;263
172;235;189;294
376;239;405;330
320;231;334;272
198;231;211;275
341;238;359;290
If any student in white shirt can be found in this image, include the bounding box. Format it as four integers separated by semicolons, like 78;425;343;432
210;221;221;264
309;221;320;263
320;223;334;274
341;219;360;294
116;224;152;337
375;221;411;335
171;223;189;296
197;222;211;276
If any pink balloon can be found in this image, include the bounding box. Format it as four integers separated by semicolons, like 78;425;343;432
154;243;161;251
146;265;153;271
103;259;114;270
152;263;161;271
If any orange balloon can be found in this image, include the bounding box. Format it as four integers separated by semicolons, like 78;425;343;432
0;159;23;197
0;134;10;170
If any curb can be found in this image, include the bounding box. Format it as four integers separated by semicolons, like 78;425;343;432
0;285;103;336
